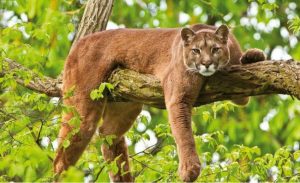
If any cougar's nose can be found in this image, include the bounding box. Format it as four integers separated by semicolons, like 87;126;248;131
203;61;212;68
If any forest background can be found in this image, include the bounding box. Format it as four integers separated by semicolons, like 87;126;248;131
0;0;300;182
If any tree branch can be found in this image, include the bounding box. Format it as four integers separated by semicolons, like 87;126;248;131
107;60;300;108
2;58;300;108
1;58;62;97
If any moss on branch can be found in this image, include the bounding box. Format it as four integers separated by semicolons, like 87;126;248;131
2;58;300;108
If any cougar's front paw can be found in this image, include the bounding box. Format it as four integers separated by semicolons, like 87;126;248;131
179;157;201;182
240;48;266;64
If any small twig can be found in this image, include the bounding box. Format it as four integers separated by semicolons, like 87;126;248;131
130;138;164;158
0;109;17;120
133;165;146;178
36;120;44;144
27;125;38;142
130;156;167;175
93;165;105;182
152;176;163;183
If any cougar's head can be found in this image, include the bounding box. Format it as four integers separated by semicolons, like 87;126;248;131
181;25;230;77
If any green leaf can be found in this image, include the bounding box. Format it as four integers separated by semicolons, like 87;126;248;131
251;146;261;155
61;167;84;182
90;82;114;100
288;16;300;34
142;133;150;140
202;111;211;122
63;85;76;99
24;166;37;182
63;140;70;148
216;144;228;154
290;175;300;182
69;116;81;128
261;3;278;11
110;160;119;175
104;135;116;146
293;150;300;160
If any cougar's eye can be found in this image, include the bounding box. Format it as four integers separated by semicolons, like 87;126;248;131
212;47;221;54
192;48;201;55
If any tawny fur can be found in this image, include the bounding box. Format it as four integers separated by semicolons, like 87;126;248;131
54;24;265;182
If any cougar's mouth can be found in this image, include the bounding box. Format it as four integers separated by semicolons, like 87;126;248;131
198;64;216;76
185;62;217;76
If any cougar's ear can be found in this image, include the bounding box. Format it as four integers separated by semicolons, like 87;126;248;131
215;24;229;43
181;27;195;45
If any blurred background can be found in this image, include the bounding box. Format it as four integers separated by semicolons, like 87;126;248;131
0;0;299;182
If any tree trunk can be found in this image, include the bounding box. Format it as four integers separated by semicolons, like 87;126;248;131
57;0;114;81
73;0;114;43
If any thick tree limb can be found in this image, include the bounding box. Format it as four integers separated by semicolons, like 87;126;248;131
2;58;300;108
108;60;300;108
1;58;62;97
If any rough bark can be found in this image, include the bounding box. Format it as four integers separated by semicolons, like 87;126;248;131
1;58;62;97
56;0;114;80
73;0;114;44
108;60;300;108
2;58;300;108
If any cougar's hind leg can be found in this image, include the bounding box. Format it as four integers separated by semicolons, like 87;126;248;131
99;102;142;182
54;96;104;175
240;48;266;64
54;57;115;175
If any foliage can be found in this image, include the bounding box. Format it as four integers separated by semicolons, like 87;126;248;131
0;0;300;182
289;16;300;34
90;82;114;101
